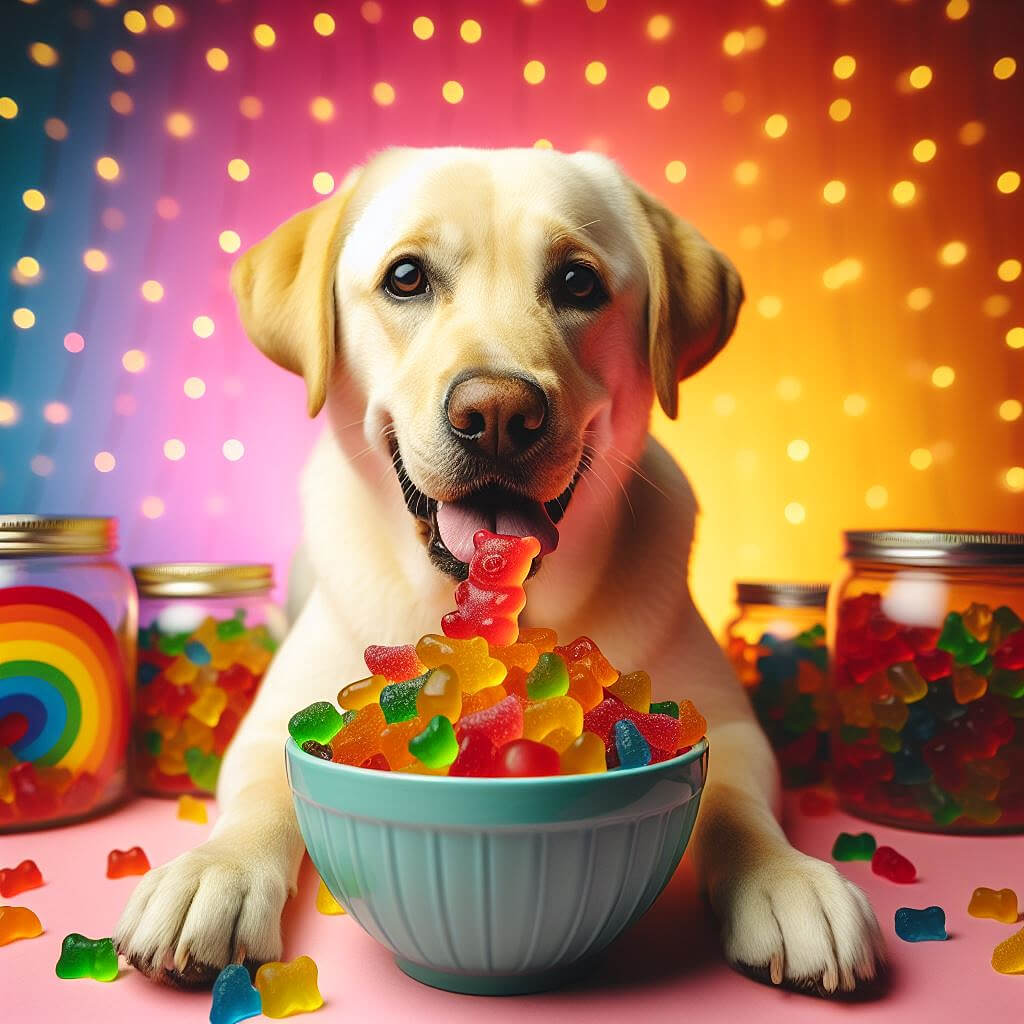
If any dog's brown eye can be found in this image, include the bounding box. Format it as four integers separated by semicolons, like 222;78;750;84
385;259;429;298
554;262;606;309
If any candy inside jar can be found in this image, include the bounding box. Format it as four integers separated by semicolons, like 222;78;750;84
131;564;281;795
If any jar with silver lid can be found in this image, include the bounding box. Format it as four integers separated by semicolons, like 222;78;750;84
723;582;830;787
829;530;1024;832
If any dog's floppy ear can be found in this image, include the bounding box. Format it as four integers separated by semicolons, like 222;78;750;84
630;184;744;419
230;168;362;417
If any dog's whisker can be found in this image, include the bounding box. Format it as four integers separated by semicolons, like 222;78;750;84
590;449;638;525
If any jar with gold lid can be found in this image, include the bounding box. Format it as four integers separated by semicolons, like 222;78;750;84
132;563;281;795
829;530;1024;833
724;582;831;787
0;515;135;831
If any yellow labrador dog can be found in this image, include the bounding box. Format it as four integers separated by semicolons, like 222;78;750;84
115;146;885;994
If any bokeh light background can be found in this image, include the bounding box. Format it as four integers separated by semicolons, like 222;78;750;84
1;0;1021;632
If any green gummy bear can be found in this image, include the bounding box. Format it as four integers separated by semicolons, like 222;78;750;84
216;617;246;641
990;669;1024;700
932;797;963;826
55;934;119;982
796;624;826;646
288;701;345;746
878;728;903;753
526;652;570;699
650;700;679;719
142;730;162;756
990;605;1023;648
157;632;188;656
408;715;459;768
937;612;987;666
782;694;815;734
184;747;221;792
380;674;427;724
831;831;876;861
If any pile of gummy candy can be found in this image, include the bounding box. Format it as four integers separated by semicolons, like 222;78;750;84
289;531;707;776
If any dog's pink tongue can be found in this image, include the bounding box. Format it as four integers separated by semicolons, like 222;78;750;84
436;499;559;564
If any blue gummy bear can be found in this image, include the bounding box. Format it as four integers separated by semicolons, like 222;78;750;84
185;641;212;666
210;963;261;1024
138;662;160;684
756;652;799;685
890;748;932;785
903;703;937;745
614;719;651;769
894;906;947;942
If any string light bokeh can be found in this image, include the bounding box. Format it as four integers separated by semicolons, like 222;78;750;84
1;0;1021;631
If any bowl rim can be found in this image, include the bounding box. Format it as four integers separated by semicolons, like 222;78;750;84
286;735;708;788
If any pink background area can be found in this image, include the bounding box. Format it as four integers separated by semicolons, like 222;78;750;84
1;791;1021;1023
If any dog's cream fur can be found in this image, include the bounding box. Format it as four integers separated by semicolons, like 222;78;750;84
115;147;885;994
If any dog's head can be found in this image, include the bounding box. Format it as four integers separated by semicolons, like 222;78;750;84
232;147;742;577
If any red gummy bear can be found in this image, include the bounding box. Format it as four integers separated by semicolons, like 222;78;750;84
449;733;499;777
360;753;391;772
870;845;916;883
441;531;540;646
457;694;524;747
0;858;44;897
106;846;151;879
495;739;560;777
364;644;425;682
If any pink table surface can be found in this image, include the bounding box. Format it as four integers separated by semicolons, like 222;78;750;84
1;791;1021;1023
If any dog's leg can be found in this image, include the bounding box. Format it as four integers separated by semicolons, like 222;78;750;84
115;587;364;988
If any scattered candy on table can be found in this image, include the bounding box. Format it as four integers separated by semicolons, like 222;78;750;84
894;906;948;942
315;878;345;915
254;955;323;1018
177;794;208;823
288;531;707;777
106;846;150;878
0;905;42;945
968;886;1019;924
55;933;119;981
210;963;262;1024
831;831;877;862
0;858;43;897
870;845;917;883
992;924;1024;975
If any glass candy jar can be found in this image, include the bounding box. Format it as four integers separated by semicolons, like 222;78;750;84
0;516;135;831
724;582;831;786
131;563;280;796
829;531;1024;833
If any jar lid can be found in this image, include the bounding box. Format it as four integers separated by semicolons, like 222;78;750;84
132;563;274;597
844;530;1024;568
0;515;117;555
735;581;830;608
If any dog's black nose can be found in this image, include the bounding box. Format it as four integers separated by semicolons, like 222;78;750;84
445;373;548;458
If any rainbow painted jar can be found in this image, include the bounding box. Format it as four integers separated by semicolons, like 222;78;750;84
724;582;831;787
0;516;135;832
830;531;1024;833
132;564;280;796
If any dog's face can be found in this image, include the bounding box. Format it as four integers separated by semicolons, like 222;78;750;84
232;147;742;578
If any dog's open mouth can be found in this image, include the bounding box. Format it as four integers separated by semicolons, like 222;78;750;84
391;444;586;578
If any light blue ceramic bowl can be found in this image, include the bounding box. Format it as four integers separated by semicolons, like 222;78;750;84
285;737;708;995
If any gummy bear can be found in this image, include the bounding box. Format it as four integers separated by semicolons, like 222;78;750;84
449;732;499;777
55;933;119;981
871;845;916;883
254;955;324;1018
416;635;506;693
522;696;583;743
992;924;1024;975
938;612;987;666
559;732;607;774
316;878;345;915
337;675;388;711
649;700;679;719
0;859;43;898
456;694;524;747
489;641;540;673
887;662;928;703
968;886;1018;923
301;740;333;760
526;652;570;699
106;847;151;878
210;963;262;1024
331;705;386;766
416;666;463;723
614;719;652;769
0;905;42;945
184;747;222;791
566;662;604;711
408;715;459;769
380;675;427;724
377;718;421;770
495;738;560;776
360;753;391;772
554;635;619;687
832;832;876;861
894;906;947;942
608;670;652;713
288;701;345;746
364;643;425;681
441;530;540;645
518;626;557;652
177;794;208;824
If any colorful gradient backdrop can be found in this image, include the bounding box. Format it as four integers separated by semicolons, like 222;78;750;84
1;0;1021;631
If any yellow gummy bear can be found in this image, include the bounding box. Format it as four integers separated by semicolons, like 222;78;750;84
607;670;652;713
872;698;909;732
992;923;1024;975
165;656;198;685
838;686;874;728
255;955;324;1018
560;732;607;775
887;662;928;703
316;878;345;915
416;666;462;723
177;794;208;824
969;886;1018;924
188;686;227;727
337;674;388;710
952;665;987;704
523;696;583;742
489;641;540;673
962;602;993;643
0;905;43;946
416;634;506;693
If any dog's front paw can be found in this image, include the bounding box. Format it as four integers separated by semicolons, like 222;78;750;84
113;836;288;989
712;848;887;996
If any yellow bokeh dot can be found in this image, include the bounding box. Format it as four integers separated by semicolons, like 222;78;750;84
152;5;175;28
184;376;206;399
712;394;736;416
252;23;276;48
734;160;759;186
222;439;245;462
16;256;40;279
739;225;763;249
206;47;229;71
909;448;933;470
123;9;146;33
912;138;937;162
22;188;45;211
998;258;1022;282
931;365;955;388
784;502;806;525
163;439;186;461
12;307;36;329
1005;467;1024;492
227;158;250;182
865;485;888;510
764;113;788;138
833;55;856;79
999;399;1022;422
413;16;434;40
310;96;334;122
83;249;108;272
313;12;335;36
585;61;607;85
647;85;670;109
524;60;546;85
745;26;766;50
442;80;464;104
219;230;241;253
647;15;671;40
891;180;917;205
461;20;482;43
946;0;969;18
723;30;745;56
1006;326;1024;349
141;279;164;302
909;65;933;89
939;240;967;266
30;42;58;67
787;439;810;462
192;315;215;338
96;156;120;181
0;97;18;119
723;90;745;114
141;496;165;519
586;0;607;10
777;376;802;401
94;451;116;473
111;50;135;74
372;82;396;106
843;393;868;416
533;138;553;149
110;91;133;115
122;349;146;372
906;287;933;310
44;117;67;139
997;171;1021;194
361;2;383;23
665;160;687;184
312;171;335;194
0;400;19;426
823;179;846;204
758;295;783;318
166;111;194;138
994;57;1017;80
829;98;851;121
959;120;985;145
983;294;1011;318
